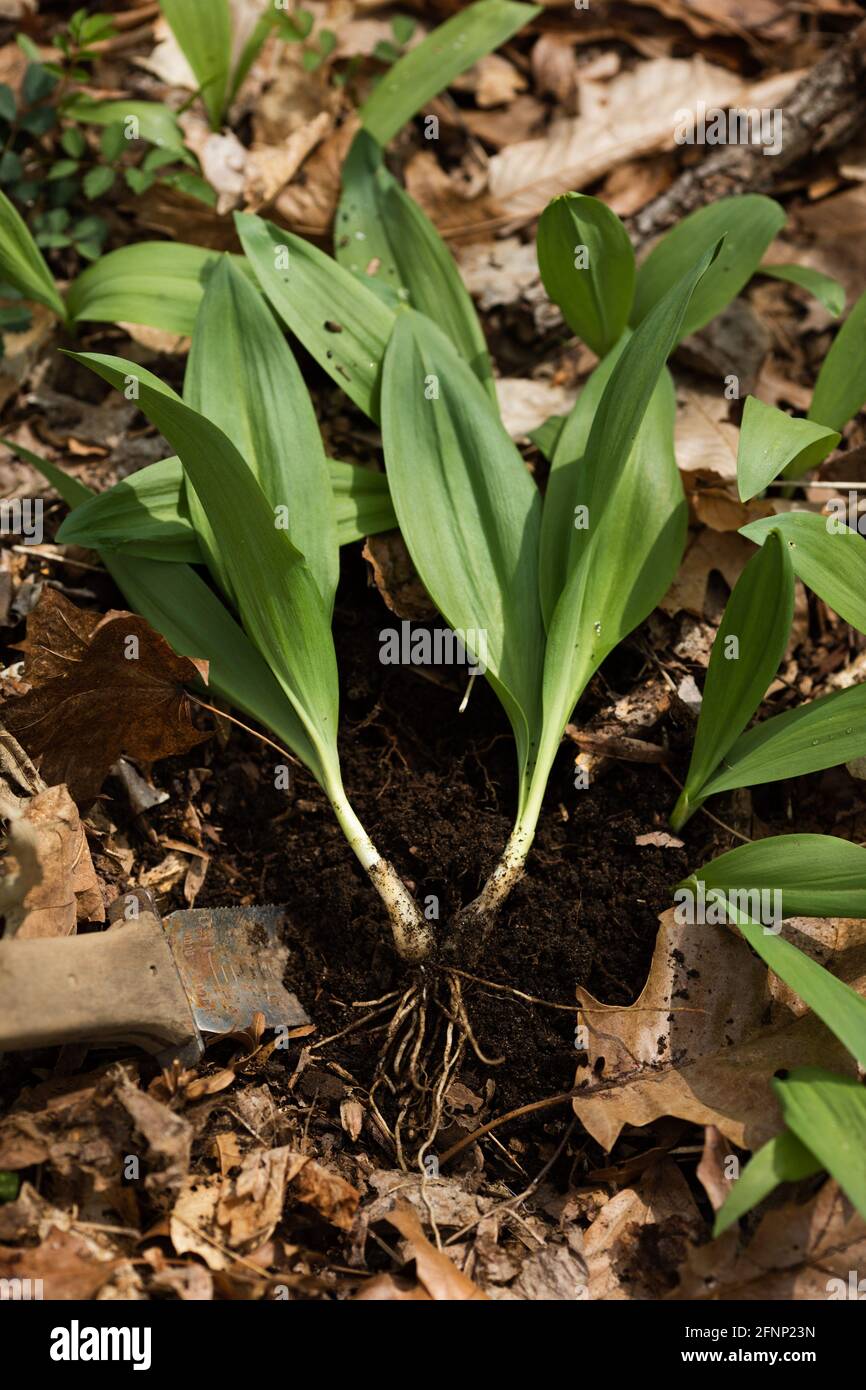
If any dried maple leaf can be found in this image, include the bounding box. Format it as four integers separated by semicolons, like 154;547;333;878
2;590;209;805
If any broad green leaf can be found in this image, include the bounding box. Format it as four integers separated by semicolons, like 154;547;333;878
730;916;866;1069
381;310;544;803
335;130;494;398
359;0;541;146
702;680;866;799
57;456;200;562
236;211;393;421
527;245;720;830
67;242;252;335
775;1068;866;1220
742;510;866;636
160;0;232;130
329;457;396;542
759;262;845;317
0;187;65;319
631;195;786;342
809;288;866;432
736;396;839;499
713;1131;821;1238
537;193;634;356
688;833;866;920
3;439;320;765
538;336;626;626
672;531;793;828
55;455;395;558
62;98;184;150
528;413;567;462
184;256;338;609
67;351;341;789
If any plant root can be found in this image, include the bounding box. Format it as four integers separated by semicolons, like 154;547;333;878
366;968;504;1171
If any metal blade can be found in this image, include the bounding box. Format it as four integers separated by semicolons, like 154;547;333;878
162;905;309;1043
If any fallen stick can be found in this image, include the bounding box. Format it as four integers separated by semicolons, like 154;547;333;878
630;19;866;245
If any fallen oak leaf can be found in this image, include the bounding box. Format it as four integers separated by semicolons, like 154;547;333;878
2;590;209;806
572;909;860;1151
0;782;104;936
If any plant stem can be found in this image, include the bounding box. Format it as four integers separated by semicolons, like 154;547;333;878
328;786;434;963
669;789;693;832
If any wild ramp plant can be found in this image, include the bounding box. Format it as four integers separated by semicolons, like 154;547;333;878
674;834;866;1227
232;178;845;945
17;256;434;964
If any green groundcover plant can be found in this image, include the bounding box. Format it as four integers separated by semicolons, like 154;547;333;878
679;840;866;1229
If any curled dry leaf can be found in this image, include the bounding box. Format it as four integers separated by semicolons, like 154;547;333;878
354;1203;487;1301
0;782;104;937
487;60;800;219
584;1159;703;1301
0;1226;118;1300
171;1147;360;1272
2;589;209;806
572;909;861;1151
362;530;437;621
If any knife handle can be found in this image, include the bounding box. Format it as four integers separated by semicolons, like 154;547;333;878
0;914;201;1058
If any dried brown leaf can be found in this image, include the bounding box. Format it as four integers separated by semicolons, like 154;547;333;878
3;590;209;805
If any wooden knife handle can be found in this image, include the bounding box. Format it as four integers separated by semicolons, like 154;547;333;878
0;914;201;1057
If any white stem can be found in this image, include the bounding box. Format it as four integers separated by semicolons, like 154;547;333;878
468;820;535;921
329;787;434;962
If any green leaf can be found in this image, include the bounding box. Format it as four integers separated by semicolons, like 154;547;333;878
382;309;545;804
736;396;839;499
536;193;634;356
56;454;395;558
631;195;786;342
687;832;866;920
57;456;201;562
538;337;625;625
360;0;541;146
726;914;866;1069
124;167;155;195
66;350;341;789
62;97;185;151
534;369;686;829
335;130;495;398
100;122;126;161
809;288;866;432
60;125;86;158
184;256;338;609
713;1131;821;1238
533;244;721;802
0;187;65;319
1;448;285;729
0;84;15;123
329;457;396;542
228;13;276;106
83;165;115;200
392;14;417;46
528;412;567;462
46;159;79;182
23;62;57;105
672;530;793;828
702;679;866;800
236;210;393;421
67;241;252;334
774;1069;866;1221
759;262;845;317
741;510;866;637
160;0;232;131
